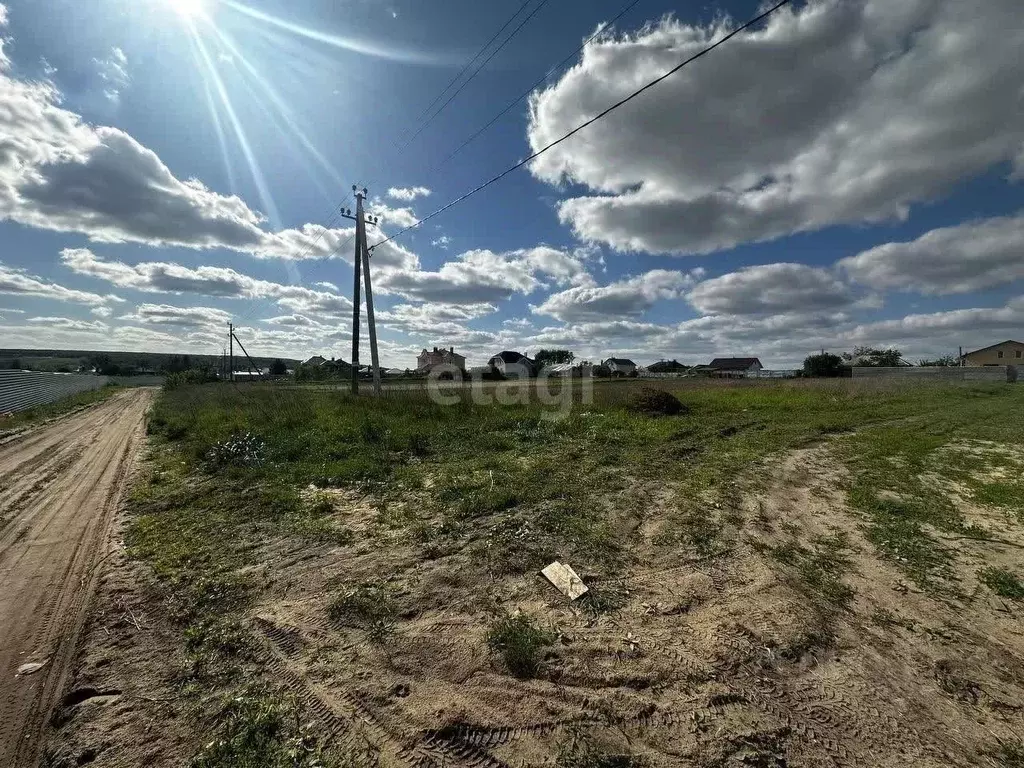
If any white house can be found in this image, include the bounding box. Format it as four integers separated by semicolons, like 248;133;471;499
488;351;535;378
603;357;637;376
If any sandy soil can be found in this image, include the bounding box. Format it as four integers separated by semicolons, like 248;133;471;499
42;438;1024;767
0;389;152;767
238;446;1024;766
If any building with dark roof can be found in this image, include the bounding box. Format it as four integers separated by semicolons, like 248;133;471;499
488;351;535;378
705;357;763;377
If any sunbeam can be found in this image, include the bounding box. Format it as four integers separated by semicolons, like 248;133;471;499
186;20;282;230
221;0;444;65
209;25;347;193
200;76;239;193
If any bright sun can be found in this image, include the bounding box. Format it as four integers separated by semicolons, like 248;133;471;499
167;0;206;18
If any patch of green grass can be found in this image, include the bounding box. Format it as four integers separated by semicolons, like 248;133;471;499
987;740;1024;767
979;567;1024;600
763;532;855;612
831;387;1024;590
654;509;725;557
327;582;397;641
487;614;555;678
189;684;328;768
869;606;915;631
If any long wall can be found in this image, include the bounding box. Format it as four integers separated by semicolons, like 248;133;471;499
851;366;1017;383
0;370;112;414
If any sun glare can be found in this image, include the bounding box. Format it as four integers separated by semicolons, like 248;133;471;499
168;0;206;18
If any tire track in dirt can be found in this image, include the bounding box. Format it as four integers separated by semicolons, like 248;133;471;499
0;389;152;767
256;617;519;768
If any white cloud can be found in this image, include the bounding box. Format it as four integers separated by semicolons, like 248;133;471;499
432;235;451;250
0;39;418;267
0;262;117;306
28;316;108;333
378;302;496;336
372;200;419;229
528;0;1024;255
387;186;431;202
60;249;354;321
375;247;588;304
119;303;232;331
840;213;1024;295
533;269;702;322
93;46;129;102
688;263;855;316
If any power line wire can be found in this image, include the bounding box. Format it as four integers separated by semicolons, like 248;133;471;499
250;0;542;298
399;0;553;152
398;0;535;144
369;0;795;252
426;0;643;177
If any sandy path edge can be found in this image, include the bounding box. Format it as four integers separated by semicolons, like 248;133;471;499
0;389;154;767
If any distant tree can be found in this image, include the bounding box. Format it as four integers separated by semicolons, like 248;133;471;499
534;349;574;368
592;364;611;378
163;355;187;373
843;346;903;367
803;353;845;378
9;358;20;370
269;359;288;375
918;355;958;367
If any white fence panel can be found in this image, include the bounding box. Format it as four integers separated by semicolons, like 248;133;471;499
0;371;111;414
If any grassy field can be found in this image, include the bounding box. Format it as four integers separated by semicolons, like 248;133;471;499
86;378;1024;766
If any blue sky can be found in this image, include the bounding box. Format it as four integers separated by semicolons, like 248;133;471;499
0;0;1022;368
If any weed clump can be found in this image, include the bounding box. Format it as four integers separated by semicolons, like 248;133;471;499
626;387;687;417
207;432;266;468
979;567;1024;600
189;684;326;768
487;614;554;678
328;582;397;640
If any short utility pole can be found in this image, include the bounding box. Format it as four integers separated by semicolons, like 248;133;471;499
341;187;382;395
228;322;234;382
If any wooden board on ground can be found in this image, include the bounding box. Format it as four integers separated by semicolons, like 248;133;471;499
541;561;588;601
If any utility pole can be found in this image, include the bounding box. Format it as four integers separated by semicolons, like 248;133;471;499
230;327;263;379
228;322;234;382
341;187;382;395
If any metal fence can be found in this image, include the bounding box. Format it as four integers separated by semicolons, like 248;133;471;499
0;370;112;414
851;365;1017;383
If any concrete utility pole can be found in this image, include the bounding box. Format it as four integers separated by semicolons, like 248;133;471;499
228;322;234;382
341;187;382;395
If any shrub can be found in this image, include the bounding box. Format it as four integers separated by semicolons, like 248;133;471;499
487;614;554;678
803;353;846;378
328;582;396;640
626;387;687;417
207;432;266;468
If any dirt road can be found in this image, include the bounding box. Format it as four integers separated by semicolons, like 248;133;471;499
0;389;152;767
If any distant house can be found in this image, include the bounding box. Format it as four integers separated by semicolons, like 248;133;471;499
546;362;593;378
707;357;764;377
603;357;637;376
488;351;535;378
962;340;1024;366
303;355;327;367
645;359;688;374
417;346;467;372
